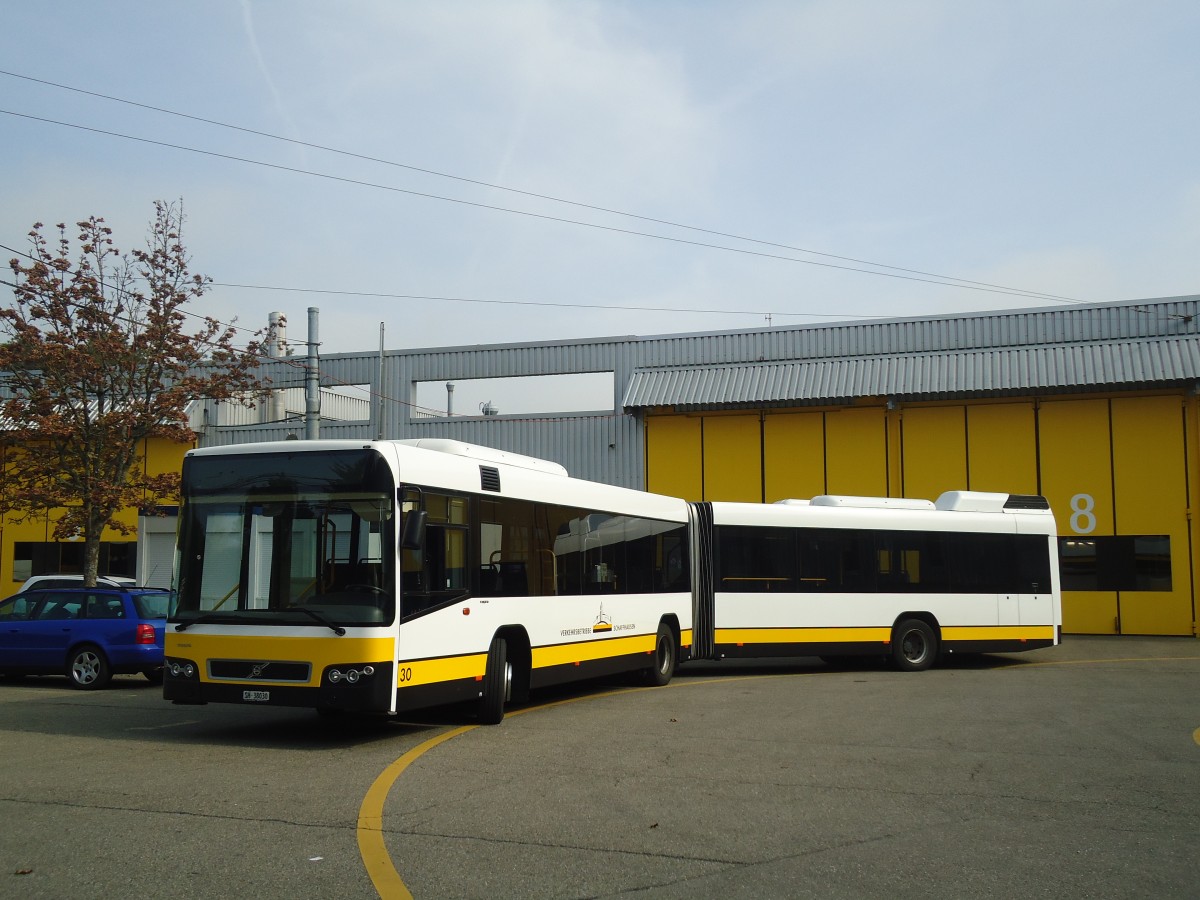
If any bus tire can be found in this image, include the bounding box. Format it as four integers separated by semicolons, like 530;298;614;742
478;637;509;725
641;622;677;687
890;618;938;672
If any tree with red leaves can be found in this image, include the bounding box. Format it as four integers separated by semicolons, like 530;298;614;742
1;201;266;586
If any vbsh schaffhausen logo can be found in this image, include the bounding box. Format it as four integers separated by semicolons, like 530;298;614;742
559;603;636;638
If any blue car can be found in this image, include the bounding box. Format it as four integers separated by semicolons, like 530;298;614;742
0;587;170;689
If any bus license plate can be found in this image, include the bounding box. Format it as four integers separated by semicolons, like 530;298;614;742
242;690;270;702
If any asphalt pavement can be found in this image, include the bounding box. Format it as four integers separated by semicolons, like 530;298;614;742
1;635;1198;899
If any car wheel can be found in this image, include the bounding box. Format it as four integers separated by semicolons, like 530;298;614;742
68;645;112;690
142;668;164;685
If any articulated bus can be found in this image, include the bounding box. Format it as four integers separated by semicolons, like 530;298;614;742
164;439;1060;722
164;439;691;723
691;493;1060;669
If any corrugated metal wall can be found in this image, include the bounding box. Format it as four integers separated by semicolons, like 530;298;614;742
198;334;648;488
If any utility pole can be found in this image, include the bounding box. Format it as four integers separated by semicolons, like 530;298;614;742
305;306;320;440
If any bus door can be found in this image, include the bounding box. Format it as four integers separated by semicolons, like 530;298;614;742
688;502;716;660
997;528;1019;627
398;489;470;618
1016;531;1056;629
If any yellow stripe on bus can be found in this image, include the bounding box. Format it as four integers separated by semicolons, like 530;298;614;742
717;627;892;645
165;633;396;687
716;625;1056;646
532;633;655;668
169;627;697;692
940;625;1056;642
396;653;487;688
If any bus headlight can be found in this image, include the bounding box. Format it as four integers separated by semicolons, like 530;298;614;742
165;659;197;679
326;665;375;685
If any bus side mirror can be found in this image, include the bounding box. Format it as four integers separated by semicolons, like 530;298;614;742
400;509;427;550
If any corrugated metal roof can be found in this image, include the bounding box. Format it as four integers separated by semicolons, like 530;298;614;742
622;336;1200;409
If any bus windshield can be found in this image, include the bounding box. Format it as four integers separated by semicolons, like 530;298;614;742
174;449;396;627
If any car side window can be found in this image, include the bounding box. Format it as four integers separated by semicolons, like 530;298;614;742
0;594;33;621
85;593;125;619
33;594;82;621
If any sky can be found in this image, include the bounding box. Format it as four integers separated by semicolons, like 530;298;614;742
2;1;1199;361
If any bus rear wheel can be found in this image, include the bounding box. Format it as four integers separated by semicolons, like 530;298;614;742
640;622;677;687
478;637;510;725
890;619;938;672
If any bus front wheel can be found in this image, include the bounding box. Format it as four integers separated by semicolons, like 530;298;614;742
478;637;510;724
890;619;937;672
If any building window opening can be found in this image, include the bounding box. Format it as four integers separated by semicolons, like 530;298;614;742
13;541;137;584
1058;535;1171;592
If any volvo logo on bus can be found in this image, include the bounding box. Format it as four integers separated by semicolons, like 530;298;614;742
248;662;271;679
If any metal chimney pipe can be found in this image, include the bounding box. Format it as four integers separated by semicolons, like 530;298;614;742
267;312;286;423
376;322;385;440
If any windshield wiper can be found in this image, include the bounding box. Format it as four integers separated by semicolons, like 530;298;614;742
174;612;241;632
288;606;347;636
174;608;345;635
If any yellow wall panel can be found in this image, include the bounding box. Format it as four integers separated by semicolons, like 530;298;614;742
1059;591;1117;635
1190;397;1200;640
702;415;763;501
763;412;826;502
1111;396;1193;635
143;437;192;480
1111;397;1184;532
967;403;1038;494
1;434;187;594
1038;399;1115;535
644;415;703;500
824;407;888;497
1038;399;1117;634
901;406;967;500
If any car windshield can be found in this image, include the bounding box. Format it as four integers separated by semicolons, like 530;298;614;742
133;592;171;619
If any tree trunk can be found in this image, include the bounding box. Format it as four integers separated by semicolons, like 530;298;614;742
83;531;102;588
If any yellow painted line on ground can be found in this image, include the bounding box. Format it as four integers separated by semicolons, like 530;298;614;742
357;725;475;900
354;679;716;899
998;655;1200;670
355;653;1200;898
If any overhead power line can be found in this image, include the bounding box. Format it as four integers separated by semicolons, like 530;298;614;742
2;239;500;416
0;105;1083;307
0;68;1081;305
208;282;886;320
0;238;888;322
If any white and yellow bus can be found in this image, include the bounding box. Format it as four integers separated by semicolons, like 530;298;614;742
164;439;1060;722
691;492;1061;669
164;439;691;723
